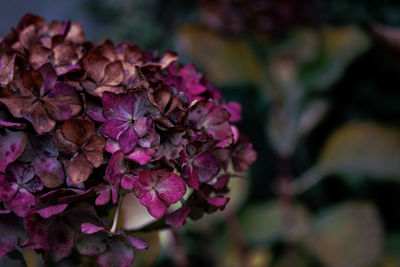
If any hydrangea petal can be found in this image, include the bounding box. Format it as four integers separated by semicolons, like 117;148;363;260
0;130;26;172
37;204;68;219
165;206;191;228
140;190;167;219
155;172;186;205
81;223;105;234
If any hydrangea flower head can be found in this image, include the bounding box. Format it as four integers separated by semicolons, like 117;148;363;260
0;14;257;266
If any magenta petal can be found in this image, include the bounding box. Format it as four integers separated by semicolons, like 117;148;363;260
212;174;230;190
95;185;110;205
126;148;153;165
0;120;25;128
87;106;106;123
206;196;229;207
124;235;148;250
193;152;220;183
37;203;68;219
165;206;191;228
96;238;134;267
0;130;26;172
222;101;242;122
101;119;129;140
140;190;167;218
118;126;138;153
81;223;105;234
121;174;137;190
6;189;35;217
102;91;134;121
133;116;150;137
105;139;121;153
155;172;186;205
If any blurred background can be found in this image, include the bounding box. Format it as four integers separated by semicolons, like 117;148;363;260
4;0;400;266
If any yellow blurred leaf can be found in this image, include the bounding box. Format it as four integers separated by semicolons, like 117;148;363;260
240;201;310;244
305;202;384;267
320;122;400;179
176;26;264;85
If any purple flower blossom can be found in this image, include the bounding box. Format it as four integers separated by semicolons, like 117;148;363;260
134;170;186;218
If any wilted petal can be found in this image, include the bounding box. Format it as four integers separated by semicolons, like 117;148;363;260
0;130;26;172
43;82;82;121
101;61;124;86
33;157;65;188
61;119;94;146
67;154;93;184
193;152;220;183
222;101;242;122
83;135;105;168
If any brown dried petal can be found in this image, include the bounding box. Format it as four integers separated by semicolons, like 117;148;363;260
54;129;79;156
0;54;16;86
43;93;82;121
29;44;52;68
66;22;85;44
22;70;44;91
83;135;105;168
61;119;94;145
19;24;37;49
67;153;93;184
101;61;124;86
53;43;78;66
81;51;109;84
23;101;55;134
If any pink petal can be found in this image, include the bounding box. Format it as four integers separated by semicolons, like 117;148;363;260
81;223;105;234
124;235;148;250
101;119;129;140
165;206;191;228
155;172;186;205
118;126;138;153
126;148;153;165
140;190;167;219
37;203;68;219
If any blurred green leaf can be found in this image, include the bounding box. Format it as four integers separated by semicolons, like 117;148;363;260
240;201;310;245
305;202;384;267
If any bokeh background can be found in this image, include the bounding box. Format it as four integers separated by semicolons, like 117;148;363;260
3;0;400;266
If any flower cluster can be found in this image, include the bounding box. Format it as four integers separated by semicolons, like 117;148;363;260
0;14;257;266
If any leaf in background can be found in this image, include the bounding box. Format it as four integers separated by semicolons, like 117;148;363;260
320;122;400;180
176;26;264;85
240;201;310;245
304;202;384;267
300;26;370;91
